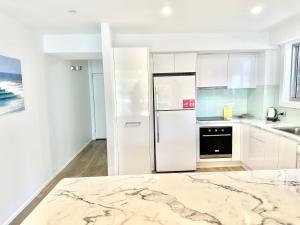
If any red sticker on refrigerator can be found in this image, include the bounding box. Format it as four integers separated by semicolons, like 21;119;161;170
183;99;195;108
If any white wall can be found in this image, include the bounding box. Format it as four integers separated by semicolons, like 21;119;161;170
101;23;118;175
43;34;102;60
0;12;51;225
0;13;92;225
45;58;92;172
269;14;300;44
114;32;275;52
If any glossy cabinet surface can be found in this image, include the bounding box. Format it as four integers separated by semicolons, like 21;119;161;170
228;53;257;88
278;138;297;169
114;48;151;175
174;53;197;73
152;53;174;73
241;125;298;170
152;53;197;73
196;54;228;87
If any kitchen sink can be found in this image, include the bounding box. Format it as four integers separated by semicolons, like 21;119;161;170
275;127;300;136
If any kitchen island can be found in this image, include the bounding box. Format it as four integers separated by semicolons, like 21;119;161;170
22;169;300;225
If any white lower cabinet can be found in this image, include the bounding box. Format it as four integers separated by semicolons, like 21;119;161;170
278;138;298;169
241;125;299;170
232;124;241;161
240;124;250;165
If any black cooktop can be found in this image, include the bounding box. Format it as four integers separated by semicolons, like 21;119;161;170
197;116;226;121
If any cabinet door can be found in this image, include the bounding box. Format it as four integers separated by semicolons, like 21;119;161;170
114;48;151;175
152;53;174;73
278;137;297;169
248;136;265;170
174;53;197;73
196;54;228;87
228;53;257;88
232;124;241;161
240;124;250;166
263;132;279;170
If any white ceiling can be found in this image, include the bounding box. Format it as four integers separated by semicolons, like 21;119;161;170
1;0;300;34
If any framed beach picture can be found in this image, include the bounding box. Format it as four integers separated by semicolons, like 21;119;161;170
0;55;25;116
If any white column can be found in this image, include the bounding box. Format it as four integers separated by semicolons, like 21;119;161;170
101;23;118;175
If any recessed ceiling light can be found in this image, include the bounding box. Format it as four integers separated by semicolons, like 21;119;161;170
251;6;263;15
161;6;172;16
67;9;78;14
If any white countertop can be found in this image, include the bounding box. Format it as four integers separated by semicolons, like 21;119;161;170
197;118;300;142
22;169;300;225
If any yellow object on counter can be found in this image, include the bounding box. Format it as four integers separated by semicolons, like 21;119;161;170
223;106;233;120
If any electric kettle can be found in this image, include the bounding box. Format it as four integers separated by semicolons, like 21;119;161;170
266;107;278;122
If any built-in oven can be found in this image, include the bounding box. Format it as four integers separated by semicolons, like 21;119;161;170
199;126;232;159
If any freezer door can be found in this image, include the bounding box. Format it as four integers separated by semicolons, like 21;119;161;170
155;110;197;172
154;76;195;110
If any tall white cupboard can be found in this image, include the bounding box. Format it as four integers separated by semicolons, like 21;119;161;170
113;48;151;175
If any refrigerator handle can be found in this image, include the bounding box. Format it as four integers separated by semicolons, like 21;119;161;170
156;111;160;143
154;85;159;110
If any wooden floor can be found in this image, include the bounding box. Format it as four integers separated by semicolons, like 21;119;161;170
197;166;245;172
10;140;108;225
10;140;245;225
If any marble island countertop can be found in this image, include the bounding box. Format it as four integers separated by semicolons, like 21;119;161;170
22;169;300;225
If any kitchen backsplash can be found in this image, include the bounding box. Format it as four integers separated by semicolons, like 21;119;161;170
196;88;248;117
197;85;300;124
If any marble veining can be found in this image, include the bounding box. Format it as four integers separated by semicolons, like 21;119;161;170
22;170;300;225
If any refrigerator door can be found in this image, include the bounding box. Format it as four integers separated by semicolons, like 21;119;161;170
155;110;196;172
154;75;195;110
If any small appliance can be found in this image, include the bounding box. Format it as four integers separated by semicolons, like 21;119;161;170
266;107;279;122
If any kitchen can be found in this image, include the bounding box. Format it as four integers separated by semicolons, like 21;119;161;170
2;1;300;225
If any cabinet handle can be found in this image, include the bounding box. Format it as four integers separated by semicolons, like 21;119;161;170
202;134;232;137
125;122;141;127
156;112;160;143
155;85;159;110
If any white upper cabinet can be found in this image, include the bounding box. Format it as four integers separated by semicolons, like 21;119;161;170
228;53;257;88
174;53;197;73
196;54;228;87
152;53;197;74
152;53;174;73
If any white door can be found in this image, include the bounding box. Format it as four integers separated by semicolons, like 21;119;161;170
155;110;196;172
92;73;106;139
196;54;229;87
154;76;195;110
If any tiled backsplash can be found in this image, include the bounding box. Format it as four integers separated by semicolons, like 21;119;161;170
197;85;300;123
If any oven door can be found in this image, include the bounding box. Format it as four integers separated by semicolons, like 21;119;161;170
200;127;232;159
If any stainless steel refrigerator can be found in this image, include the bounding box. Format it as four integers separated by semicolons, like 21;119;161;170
154;74;197;172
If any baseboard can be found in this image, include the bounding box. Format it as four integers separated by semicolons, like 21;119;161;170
4;140;92;225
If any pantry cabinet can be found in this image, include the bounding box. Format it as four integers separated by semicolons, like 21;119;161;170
114;48;151;175
152;53;197;74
